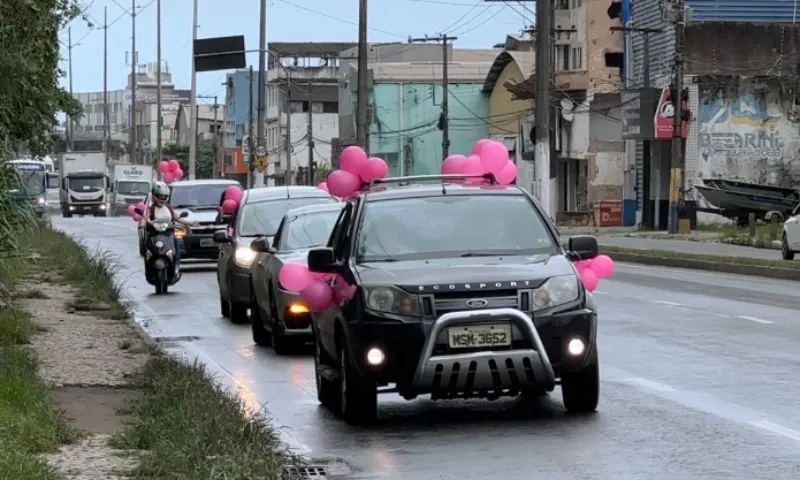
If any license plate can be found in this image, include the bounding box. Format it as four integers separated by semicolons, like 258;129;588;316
448;324;512;349
199;238;216;247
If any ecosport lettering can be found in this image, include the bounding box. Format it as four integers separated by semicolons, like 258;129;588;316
417;280;534;292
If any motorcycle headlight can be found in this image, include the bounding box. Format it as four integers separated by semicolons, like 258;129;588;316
235;246;257;267
532;275;579;310
154;223;167;232
364;286;419;316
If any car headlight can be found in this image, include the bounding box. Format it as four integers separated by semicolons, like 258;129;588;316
532;275;579;310
37;196;46;205
235;246;257;266
174;227;185;238
364;286;419;315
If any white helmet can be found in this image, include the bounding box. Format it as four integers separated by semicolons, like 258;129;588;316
152;181;170;200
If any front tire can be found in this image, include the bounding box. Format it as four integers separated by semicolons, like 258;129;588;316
314;328;338;407
250;285;271;347
782;233;795;260
220;295;230;318
560;354;600;414
339;336;377;425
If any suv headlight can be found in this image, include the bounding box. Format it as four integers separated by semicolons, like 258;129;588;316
532;275;579;310
364;286;419;315
235;246;257;266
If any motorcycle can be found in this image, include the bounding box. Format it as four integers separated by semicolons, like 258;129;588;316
137;210;189;294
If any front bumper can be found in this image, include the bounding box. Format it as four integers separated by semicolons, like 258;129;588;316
345;304;596;396
274;287;313;335
65;203;107;215
178;233;220;259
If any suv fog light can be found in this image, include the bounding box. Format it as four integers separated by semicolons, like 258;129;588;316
366;347;385;366
567;337;586;356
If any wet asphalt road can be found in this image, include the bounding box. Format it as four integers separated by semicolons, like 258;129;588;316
54;216;800;479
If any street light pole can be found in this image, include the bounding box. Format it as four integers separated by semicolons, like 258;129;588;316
188;0;199;179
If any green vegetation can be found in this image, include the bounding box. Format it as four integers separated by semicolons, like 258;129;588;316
163;140;217;179
602;245;800;269
0;0;84;155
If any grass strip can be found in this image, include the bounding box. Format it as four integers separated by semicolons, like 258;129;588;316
31;227;293;478
0;276;78;479
601;245;800;269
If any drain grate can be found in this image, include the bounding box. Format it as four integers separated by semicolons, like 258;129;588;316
284;465;328;478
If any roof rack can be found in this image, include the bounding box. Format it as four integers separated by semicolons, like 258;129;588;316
365;173;497;191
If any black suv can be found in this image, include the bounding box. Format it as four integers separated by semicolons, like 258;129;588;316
307;175;601;424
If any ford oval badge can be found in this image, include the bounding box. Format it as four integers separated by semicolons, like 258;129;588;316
465;298;489;308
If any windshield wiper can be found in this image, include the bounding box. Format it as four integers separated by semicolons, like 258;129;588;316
172;204;194;209
460;252;504;257
357;257;399;263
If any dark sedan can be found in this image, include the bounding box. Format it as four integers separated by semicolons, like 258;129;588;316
215;186;337;324
249;202;343;354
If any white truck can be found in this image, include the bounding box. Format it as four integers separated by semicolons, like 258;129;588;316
110;164;153;216
58;152;110;218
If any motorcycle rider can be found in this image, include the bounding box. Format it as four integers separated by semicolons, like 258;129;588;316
138;181;197;275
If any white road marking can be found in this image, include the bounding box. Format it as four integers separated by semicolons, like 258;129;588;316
653;300;684;306
622;377;676;392
750;420;800;443
737;315;773;325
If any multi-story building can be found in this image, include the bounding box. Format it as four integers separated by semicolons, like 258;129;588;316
624;0;800;227
264;42;355;185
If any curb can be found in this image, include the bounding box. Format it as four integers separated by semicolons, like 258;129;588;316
604;250;800;281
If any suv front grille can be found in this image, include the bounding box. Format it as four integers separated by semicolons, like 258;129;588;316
421;289;531;317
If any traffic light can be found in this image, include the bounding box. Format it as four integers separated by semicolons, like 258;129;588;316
607;1;621;18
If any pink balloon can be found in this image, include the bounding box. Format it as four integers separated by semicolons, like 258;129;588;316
127;204;136;216
364;157;388;182
174;168;184;179
442;154;466;174
339;146;368;176
279;263;313;292
579;267;598;292
224;186;243;203
479;140;509;175
168;159;180;172
163;172;174;183
221;199;238;215
327;169;361;198
136;201;146;211
461;154;484;183
158;161;170;173
589;254;614;278
132;213;142;222
471;138;492;155
495;160;517;185
300;279;334;312
318;181;329;192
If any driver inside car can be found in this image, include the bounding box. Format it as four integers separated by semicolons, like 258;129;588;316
138;181;197;275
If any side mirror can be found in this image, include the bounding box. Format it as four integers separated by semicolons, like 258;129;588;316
567;235;599;261
250;236;275;253
213;229;229;243
308;247;337;273
60;178;66;190
178;211;189;218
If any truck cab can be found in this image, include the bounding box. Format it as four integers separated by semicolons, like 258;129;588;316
110;164;152;216
60;170;110;217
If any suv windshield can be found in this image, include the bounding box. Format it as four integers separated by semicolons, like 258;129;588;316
117;180;150;195
279;209;341;250
237;197;337;237
170;183;234;208
69;177;104;192
356;194;557;261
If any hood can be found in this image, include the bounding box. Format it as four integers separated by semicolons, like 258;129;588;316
175;209;218;223
235;235;275;248
355;253;575;293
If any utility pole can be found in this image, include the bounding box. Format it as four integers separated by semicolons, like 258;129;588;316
356;0;369;151
156;0;162;166
67;27;74;151
667;0;685;233
248;66;254;188
103;10;109;159
408;34;458;159
306;80;314;185
129;0;138;164
188;0;199;178
212;96;219;178
612;26;662;230
254;0;267;188
284;76;292;185
534;0;552;216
